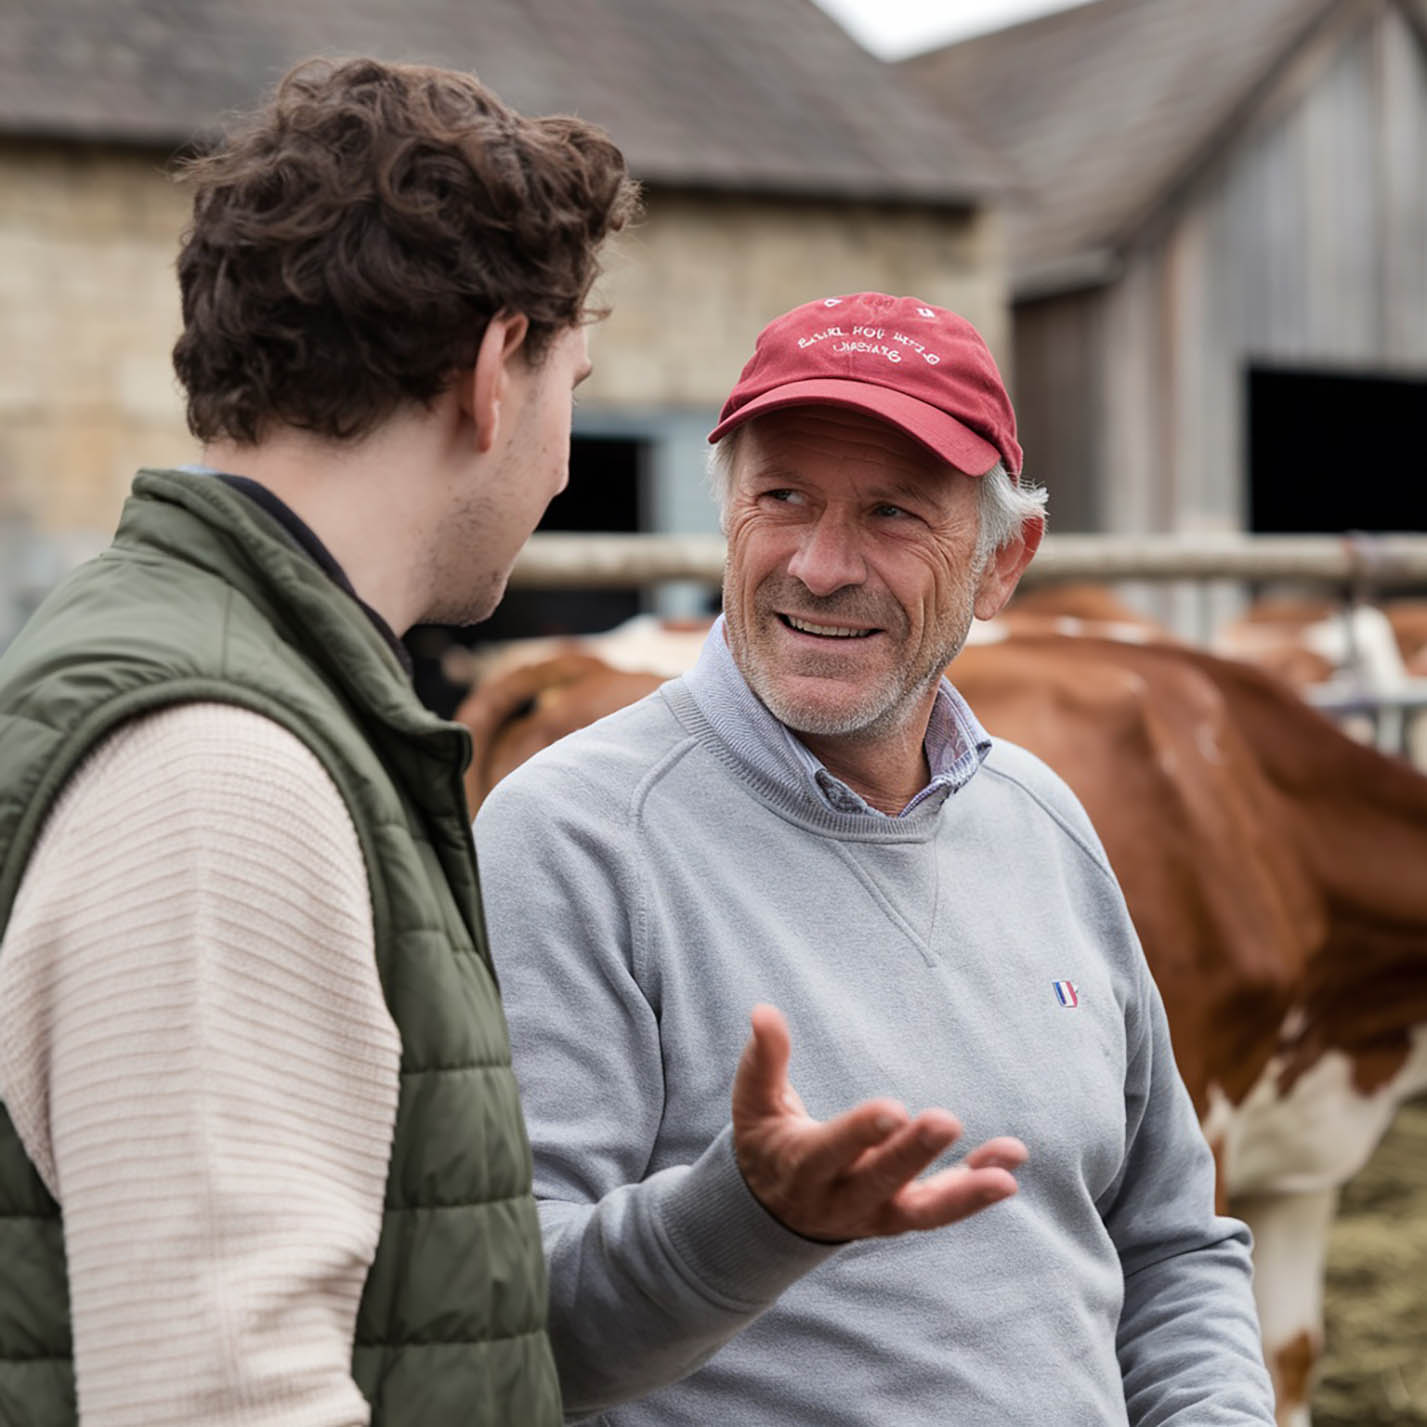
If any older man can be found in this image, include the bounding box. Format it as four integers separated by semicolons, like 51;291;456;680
476;292;1277;1424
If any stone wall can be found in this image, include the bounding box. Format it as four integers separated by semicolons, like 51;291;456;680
0;139;1005;543
0;141;198;539
587;193;1006;407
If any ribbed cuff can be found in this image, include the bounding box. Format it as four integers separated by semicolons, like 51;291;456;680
653;1125;839;1310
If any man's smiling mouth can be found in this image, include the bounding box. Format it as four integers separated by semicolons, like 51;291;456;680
778;614;878;639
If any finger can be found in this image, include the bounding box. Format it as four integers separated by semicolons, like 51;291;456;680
962;1136;1029;1173
887;1163;1019;1232
834;1108;961;1196
790;1096;915;1184
782;1083;809;1118
731;1003;794;1121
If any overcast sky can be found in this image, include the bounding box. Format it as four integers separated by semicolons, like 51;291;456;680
811;0;1096;59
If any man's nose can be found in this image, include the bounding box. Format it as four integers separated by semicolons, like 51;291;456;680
786;514;866;597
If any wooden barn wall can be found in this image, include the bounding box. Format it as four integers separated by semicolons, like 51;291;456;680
1010;289;1104;531
1074;2;1427;543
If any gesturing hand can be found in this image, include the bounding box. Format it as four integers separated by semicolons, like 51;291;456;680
731;1004;1027;1242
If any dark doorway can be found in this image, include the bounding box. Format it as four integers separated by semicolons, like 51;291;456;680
405;435;647;717
1247;366;1427;534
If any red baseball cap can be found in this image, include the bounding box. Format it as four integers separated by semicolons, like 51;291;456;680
707;292;1022;478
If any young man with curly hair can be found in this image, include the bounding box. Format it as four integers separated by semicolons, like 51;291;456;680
0;57;627;1427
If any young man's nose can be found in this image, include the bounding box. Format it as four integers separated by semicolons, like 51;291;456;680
785;514;866;597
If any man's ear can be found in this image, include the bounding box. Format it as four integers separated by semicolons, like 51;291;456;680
973;515;1044;621
464;312;531;454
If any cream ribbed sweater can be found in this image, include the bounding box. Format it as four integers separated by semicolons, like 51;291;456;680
0;702;401;1427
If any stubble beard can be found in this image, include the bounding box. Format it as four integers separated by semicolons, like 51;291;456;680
418;486;510;627
725;576;978;741
414;402;557;627
428;572;506;628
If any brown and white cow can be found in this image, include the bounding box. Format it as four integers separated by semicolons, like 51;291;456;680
1216;597;1427;763
1217;597;1427;682
453;623;1427;1427
457;651;665;810
954;636;1427;1425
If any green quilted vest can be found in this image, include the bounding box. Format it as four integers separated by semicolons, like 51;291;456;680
0;469;560;1426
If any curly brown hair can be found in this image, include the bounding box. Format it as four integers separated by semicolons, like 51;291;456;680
172;56;639;444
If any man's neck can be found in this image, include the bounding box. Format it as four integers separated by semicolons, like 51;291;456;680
794;716;934;817
203;417;451;637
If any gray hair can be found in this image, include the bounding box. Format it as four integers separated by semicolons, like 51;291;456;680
705;425;1047;569
973;461;1048;568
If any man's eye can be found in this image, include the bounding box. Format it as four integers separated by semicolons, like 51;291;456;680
761;488;801;505
874;504;908;519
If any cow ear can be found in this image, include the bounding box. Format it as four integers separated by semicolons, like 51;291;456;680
466;312;531;454
973;515;1043;620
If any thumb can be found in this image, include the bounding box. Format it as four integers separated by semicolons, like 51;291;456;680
732;1003;793;1122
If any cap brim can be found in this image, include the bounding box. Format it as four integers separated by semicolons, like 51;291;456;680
707;378;1003;477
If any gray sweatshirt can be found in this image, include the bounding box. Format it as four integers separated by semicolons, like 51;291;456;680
476;624;1276;1426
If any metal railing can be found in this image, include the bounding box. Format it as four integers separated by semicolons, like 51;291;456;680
507;531;1427;588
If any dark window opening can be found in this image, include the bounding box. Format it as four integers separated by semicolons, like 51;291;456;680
406;435;647;716
1247;366;1426;535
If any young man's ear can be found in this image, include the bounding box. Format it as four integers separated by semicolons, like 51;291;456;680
973;515;1044;621
465;312;531;453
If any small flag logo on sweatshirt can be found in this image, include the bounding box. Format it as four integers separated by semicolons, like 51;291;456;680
1053;980;1080;1007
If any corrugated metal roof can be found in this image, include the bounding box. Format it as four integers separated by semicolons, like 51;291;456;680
0;0;1003;204
902;0;1352;284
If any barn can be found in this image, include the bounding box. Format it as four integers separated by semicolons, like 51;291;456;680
904;0;1427;623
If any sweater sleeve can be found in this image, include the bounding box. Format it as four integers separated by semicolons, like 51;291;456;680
0;702;402;1427
1099;935;1277;1425
476;768;835;1422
